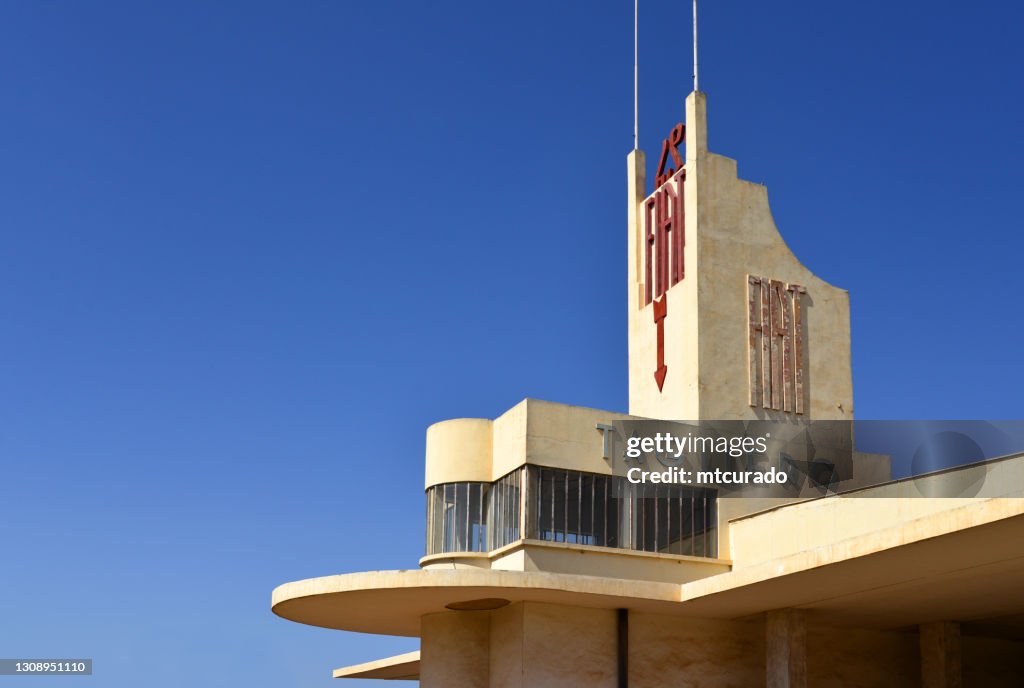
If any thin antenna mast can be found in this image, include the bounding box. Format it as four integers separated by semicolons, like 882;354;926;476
692;0;699;92
633;0;639;149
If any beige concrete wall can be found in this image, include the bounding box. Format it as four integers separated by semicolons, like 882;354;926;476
807;626;1024;688
420;611;490;688
428;396;894;499
487;602;617;688
727;458;1024;570
517;540;729;584
420;552;492;570
627;146;701;421
628;91;853;422
962;635;1024;687
716;497;797;561
807;626;918;687
426;398;636;488
425;418;493;489
426;399;638;488
695;148;853;422
424;540;729;584
522;603;618;688
487;548;527;572
420;604;1024;686
630;612;763;687
488;604;524;688
523;399;631;476
491;400;529;480
731;497;1024;570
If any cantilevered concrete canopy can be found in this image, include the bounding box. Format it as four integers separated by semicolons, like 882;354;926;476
333;651;420;680
272;497;1024;638
272;569;681;637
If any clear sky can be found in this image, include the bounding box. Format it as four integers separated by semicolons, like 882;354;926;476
1;1;1021;686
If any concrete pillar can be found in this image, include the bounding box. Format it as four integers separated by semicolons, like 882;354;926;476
919;621;961;688
420;611;489;688
488;602;617;688
626;148;646;312
489;603;524;687
684;90;707;162
766;609;806;688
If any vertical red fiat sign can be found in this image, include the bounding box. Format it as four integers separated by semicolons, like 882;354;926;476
645;122;686;391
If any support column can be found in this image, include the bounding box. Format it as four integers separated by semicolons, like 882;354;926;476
920;621;961;688
420;611;489;688
766;609;806;688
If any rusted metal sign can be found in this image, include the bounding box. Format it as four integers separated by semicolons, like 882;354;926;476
642;121;688;393
653;295;668;391
747;276;807;414
643;171;685;306
655;123;685;188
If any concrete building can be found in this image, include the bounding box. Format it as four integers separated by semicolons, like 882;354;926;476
272;91;1024;687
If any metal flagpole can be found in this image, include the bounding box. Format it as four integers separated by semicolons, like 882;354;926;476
634;0;639;150
692;0;699;92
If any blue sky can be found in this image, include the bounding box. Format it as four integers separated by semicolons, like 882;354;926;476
1;1;1022;685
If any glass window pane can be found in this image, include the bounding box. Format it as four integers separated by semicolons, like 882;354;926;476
426;469;715;559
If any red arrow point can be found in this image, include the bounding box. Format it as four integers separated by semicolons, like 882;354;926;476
654;366;668;391
652;296;667;322
652;295;668;393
